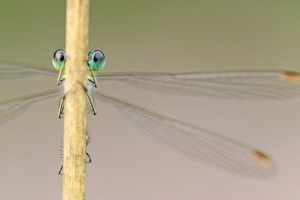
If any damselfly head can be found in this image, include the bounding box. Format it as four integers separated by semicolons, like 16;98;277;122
87;50;105;72
52;49;66;71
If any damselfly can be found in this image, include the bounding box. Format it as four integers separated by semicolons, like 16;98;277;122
1;49;300;178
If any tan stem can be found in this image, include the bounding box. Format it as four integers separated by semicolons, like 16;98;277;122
63;0;89;200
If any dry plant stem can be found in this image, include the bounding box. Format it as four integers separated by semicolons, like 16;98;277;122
63;0;90;200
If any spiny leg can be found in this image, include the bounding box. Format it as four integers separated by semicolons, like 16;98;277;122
57;65;65;85
58;165;63;175
58;82;97;117
88;67;98;88
87;91;97;115
78;81;97;115
58;96;65;118
58;134;92;175
86;152;92;163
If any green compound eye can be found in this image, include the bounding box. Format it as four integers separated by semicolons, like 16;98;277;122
52;49;66;71
87;50;105;71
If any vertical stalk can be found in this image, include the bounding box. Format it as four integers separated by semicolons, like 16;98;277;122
63;0;89;200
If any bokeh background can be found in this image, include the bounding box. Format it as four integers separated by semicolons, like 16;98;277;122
1;0;300;199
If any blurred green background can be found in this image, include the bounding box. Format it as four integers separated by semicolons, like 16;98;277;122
0;0;300;200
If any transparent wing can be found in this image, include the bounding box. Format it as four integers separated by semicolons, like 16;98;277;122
94;91;276;179
98;70;300;100
0;60;57;80
0;89;62;124
1;60;300;100
0;60;279;178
